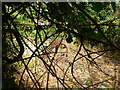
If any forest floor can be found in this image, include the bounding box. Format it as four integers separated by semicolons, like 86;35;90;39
14;42;119;88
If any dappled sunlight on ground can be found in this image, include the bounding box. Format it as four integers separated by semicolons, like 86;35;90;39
14;43;119;88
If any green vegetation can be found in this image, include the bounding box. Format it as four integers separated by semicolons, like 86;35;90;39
2;2;120;89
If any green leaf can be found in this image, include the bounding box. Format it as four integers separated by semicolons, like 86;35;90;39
90;61;95;66
111;2;116;12
101;83;112;88
66;34;73;43
91;33;101;40
92;3;103;13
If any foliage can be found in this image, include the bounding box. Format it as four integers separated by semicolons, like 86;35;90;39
2;2;120;89
2;61;21;89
